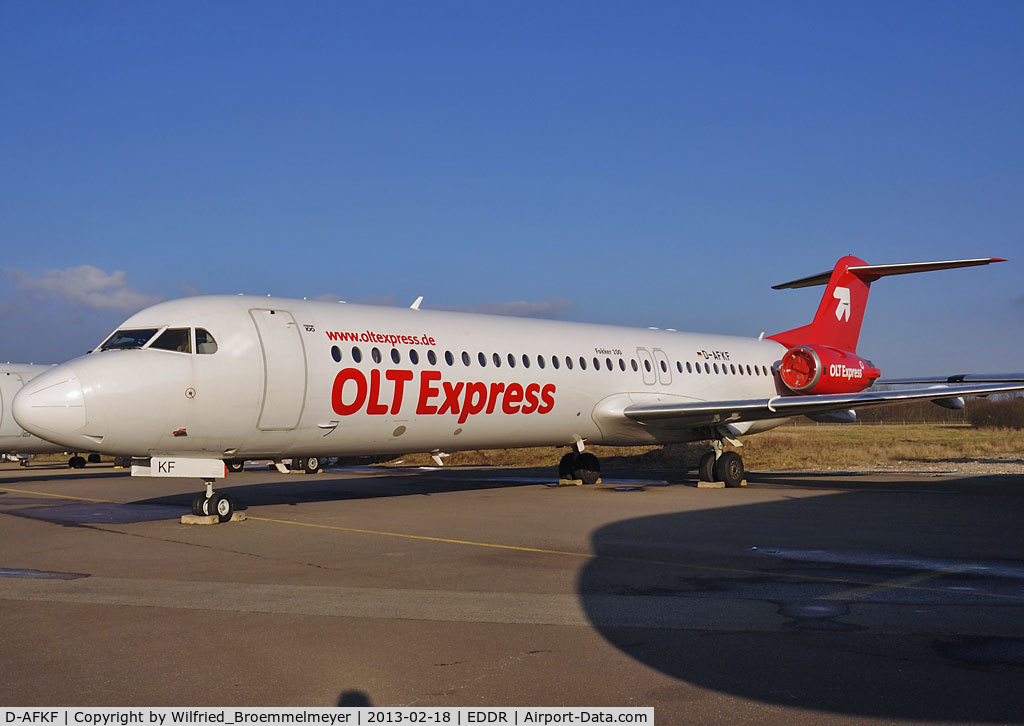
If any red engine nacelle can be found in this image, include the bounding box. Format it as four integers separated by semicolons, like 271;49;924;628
779;345;881;395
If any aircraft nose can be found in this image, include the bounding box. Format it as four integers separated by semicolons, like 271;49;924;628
12;365;89;441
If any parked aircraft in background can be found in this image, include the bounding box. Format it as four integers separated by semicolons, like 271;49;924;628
12;255;1024;520
0;363;101;468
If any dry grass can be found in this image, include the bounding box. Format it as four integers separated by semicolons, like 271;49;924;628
390;424;1024;472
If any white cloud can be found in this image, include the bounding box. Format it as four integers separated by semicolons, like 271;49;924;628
429;298;576;319
6;266;163;313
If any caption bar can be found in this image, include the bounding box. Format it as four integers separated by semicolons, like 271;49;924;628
3;709;653;726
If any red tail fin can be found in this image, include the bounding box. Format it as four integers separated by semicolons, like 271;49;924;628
768;255;870;352
767;255;1005;353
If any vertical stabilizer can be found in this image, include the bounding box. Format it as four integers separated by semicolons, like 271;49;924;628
767;255;1005;353
768;255;870;352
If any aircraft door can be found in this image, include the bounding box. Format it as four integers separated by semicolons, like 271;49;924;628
636;347;657;385
0;372;26;436
652;348;672;385
250;309;307;430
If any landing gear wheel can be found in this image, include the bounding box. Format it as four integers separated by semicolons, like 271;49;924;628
573;452;601;485
226;460;245;473
191;492;210;516
208;492;234;523
69;455;86;469
698;451;716;482
301;456;322;474
87;453;101;464
558;452;577;480
714;451;745;487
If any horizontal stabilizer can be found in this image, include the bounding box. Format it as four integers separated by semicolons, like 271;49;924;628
772;258;1005;290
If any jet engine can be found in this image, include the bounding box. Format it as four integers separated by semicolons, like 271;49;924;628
779;345;880;395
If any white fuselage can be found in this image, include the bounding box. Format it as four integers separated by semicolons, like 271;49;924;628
13;296;791;459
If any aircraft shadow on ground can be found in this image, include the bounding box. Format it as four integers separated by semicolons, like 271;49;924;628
131;466;554;511
577;478;1024;722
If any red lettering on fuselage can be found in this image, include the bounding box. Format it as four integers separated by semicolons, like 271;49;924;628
331;369;556;421
331;368;367;415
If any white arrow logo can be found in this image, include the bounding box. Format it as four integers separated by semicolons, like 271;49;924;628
834;286;851;322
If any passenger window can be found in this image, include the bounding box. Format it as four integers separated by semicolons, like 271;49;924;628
391;349;401;364
195;328;218;354
580;357;587;370
746;365;752;376
522;354;530;369
631;360;638;372
676;361;682;373
492;353;501;368
352;347;362;363
660;360;668;373
371;347;382;364
592;357;600;370
331;346;341;363
444;351;454;366
508;353;516;368
705;363;711;373
618;359;625;371
537;355;545;369
551;356;559;370
565;357;573;370
462;351;471;366
686;362;693;373
714;363;720;374
150;327;192;354
606;358;612;371
410;349;420;365
643;360;651;372
478;352;487;367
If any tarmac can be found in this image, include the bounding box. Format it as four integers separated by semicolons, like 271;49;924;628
1;460;1022;724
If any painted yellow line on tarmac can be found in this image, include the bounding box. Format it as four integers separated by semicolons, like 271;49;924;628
0;486;118;505
247;515;1024;602
4;486;1020;603
248;515;589;557
821;564;968;602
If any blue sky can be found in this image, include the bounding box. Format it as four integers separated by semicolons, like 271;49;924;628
1;1;1021;375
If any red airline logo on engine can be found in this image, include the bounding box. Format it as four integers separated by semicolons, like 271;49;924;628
331;369;556;423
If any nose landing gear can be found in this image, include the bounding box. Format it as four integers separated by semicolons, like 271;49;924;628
191;479;236;523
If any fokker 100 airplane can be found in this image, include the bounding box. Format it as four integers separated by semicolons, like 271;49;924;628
12;255;1024;521
1;363;102;468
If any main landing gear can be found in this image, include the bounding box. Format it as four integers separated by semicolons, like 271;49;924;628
191;479;235;523
697;440;746;487
557;450;601;485
67;453;103;468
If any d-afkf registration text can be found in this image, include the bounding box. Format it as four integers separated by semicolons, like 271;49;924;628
2;710;651;726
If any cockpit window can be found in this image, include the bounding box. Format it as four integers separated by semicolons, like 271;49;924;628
100;328;159;351
150;328;192;353
196;328;218;354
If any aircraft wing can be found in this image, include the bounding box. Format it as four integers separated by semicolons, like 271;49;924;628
622;382;1024;428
